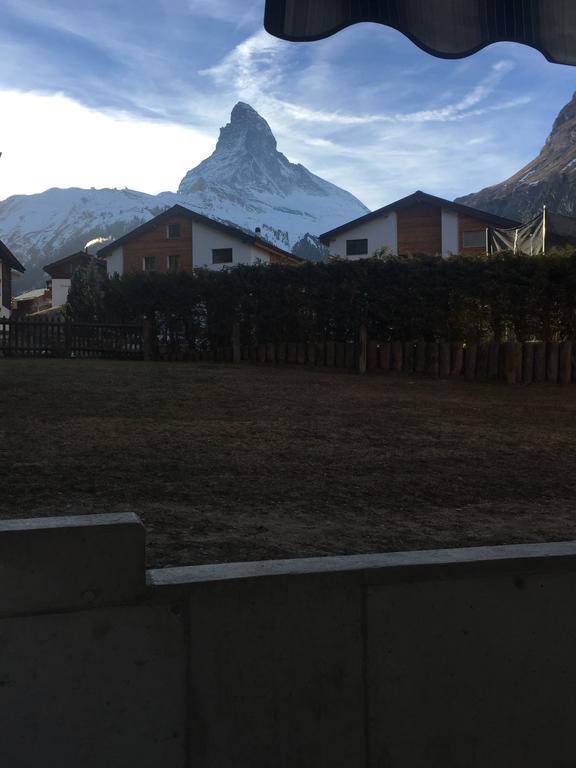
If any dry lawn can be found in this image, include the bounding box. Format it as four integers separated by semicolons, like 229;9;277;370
2;358;576;568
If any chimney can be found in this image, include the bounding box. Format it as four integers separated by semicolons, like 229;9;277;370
255;227;261;235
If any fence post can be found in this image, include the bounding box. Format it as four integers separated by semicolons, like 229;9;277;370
503;342;520;384
559;341;572;385
547;342;560;384
464;344;478;381
358;326;367;375
232;322;241;364
64;319;72;358
142;316;154;361
439;343;451;378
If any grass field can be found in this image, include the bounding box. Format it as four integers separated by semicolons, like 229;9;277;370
2;358;576;568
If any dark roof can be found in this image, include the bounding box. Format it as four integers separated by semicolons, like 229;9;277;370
0;240;25;273
98;204;303;264
319;191;521;243
264;0;576;66
43;251;94;275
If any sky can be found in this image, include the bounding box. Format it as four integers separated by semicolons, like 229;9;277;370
0;0;575;210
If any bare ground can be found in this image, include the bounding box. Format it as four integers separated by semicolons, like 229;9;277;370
2;359;576;568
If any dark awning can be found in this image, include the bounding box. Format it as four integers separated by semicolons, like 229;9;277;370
264;0;576;66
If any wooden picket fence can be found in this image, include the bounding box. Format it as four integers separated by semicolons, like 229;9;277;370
0;317;143;359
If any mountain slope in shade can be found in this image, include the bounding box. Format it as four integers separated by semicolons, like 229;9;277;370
456;92;576;221
0;102;369;290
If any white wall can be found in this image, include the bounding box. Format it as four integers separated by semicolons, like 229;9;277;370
192;221;257;271
51;278;71;308
326;213;397;260
106;247;124;276
441;209;459;256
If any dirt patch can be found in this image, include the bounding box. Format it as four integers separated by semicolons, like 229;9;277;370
2;359;576;567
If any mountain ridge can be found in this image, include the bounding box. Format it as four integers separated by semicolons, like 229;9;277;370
456;92;576;221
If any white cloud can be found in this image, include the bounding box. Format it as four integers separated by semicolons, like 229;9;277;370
0;90;215;200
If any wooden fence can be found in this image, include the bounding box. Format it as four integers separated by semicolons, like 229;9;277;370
2;317;575;385
214;331;576;386
0;318;143;359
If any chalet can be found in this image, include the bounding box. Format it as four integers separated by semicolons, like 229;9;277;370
43;252;103;308
0;240;25;318
319;191;520;259
11;288;51;318
98;204;302;275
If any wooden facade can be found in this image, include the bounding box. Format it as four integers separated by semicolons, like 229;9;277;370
396;203;442;255
123;213;193;274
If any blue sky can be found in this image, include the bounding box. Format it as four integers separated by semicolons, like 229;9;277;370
0;0;574;209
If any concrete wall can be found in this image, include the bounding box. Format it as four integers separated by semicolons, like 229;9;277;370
51;277;71;308
326;212;397;259
2;513;576;767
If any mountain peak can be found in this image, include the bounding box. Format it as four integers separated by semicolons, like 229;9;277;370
178;102;366;207
215;101;277;157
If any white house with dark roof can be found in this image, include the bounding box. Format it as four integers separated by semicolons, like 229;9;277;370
320;191;520;259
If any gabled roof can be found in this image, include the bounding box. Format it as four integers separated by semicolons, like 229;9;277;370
13;288;47;302
98;204;303;264
319;191;521;243
43;251;93;275
0;240;25;273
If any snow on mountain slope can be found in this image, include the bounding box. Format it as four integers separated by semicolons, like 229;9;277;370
0;102;369;289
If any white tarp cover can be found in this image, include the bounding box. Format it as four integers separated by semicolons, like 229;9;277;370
488;210;576;255
265;0;576;66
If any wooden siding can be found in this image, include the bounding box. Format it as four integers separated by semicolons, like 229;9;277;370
458;213;492;254
2;261;12;310
123;215;193;273
45;254;90;279
397;204;442;255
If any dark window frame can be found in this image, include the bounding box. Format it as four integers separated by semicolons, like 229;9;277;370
346;238;368;256
167;254;180;272
212;248;233;265
167;223;181;240
462;230;486;249
143;255;156;272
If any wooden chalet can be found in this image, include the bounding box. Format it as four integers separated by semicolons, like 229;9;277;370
98;205;303;275
43;252;104;308
319;191;520;259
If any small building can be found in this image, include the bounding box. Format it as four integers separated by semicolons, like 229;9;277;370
319;190;520;259
97;204;302;275
12;288;51;318
0;240;25;318
43;251;99;308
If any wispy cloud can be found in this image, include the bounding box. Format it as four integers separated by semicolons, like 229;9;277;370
0;1;573;209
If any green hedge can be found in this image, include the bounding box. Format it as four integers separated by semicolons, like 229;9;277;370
67;251;576;344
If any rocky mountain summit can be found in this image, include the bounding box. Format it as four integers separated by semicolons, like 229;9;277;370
456;92;576;221
0;102;368;289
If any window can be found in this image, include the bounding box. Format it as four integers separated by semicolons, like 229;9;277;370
462;230;486;248
167;254;180;272
212;248;233;264
167;223;181;239
346;238;368;256
143;256;156;272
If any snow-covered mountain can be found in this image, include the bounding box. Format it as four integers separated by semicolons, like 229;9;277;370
0;102;369;289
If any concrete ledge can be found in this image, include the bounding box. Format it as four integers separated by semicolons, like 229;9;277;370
147;539;576;587
0;513;145;616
